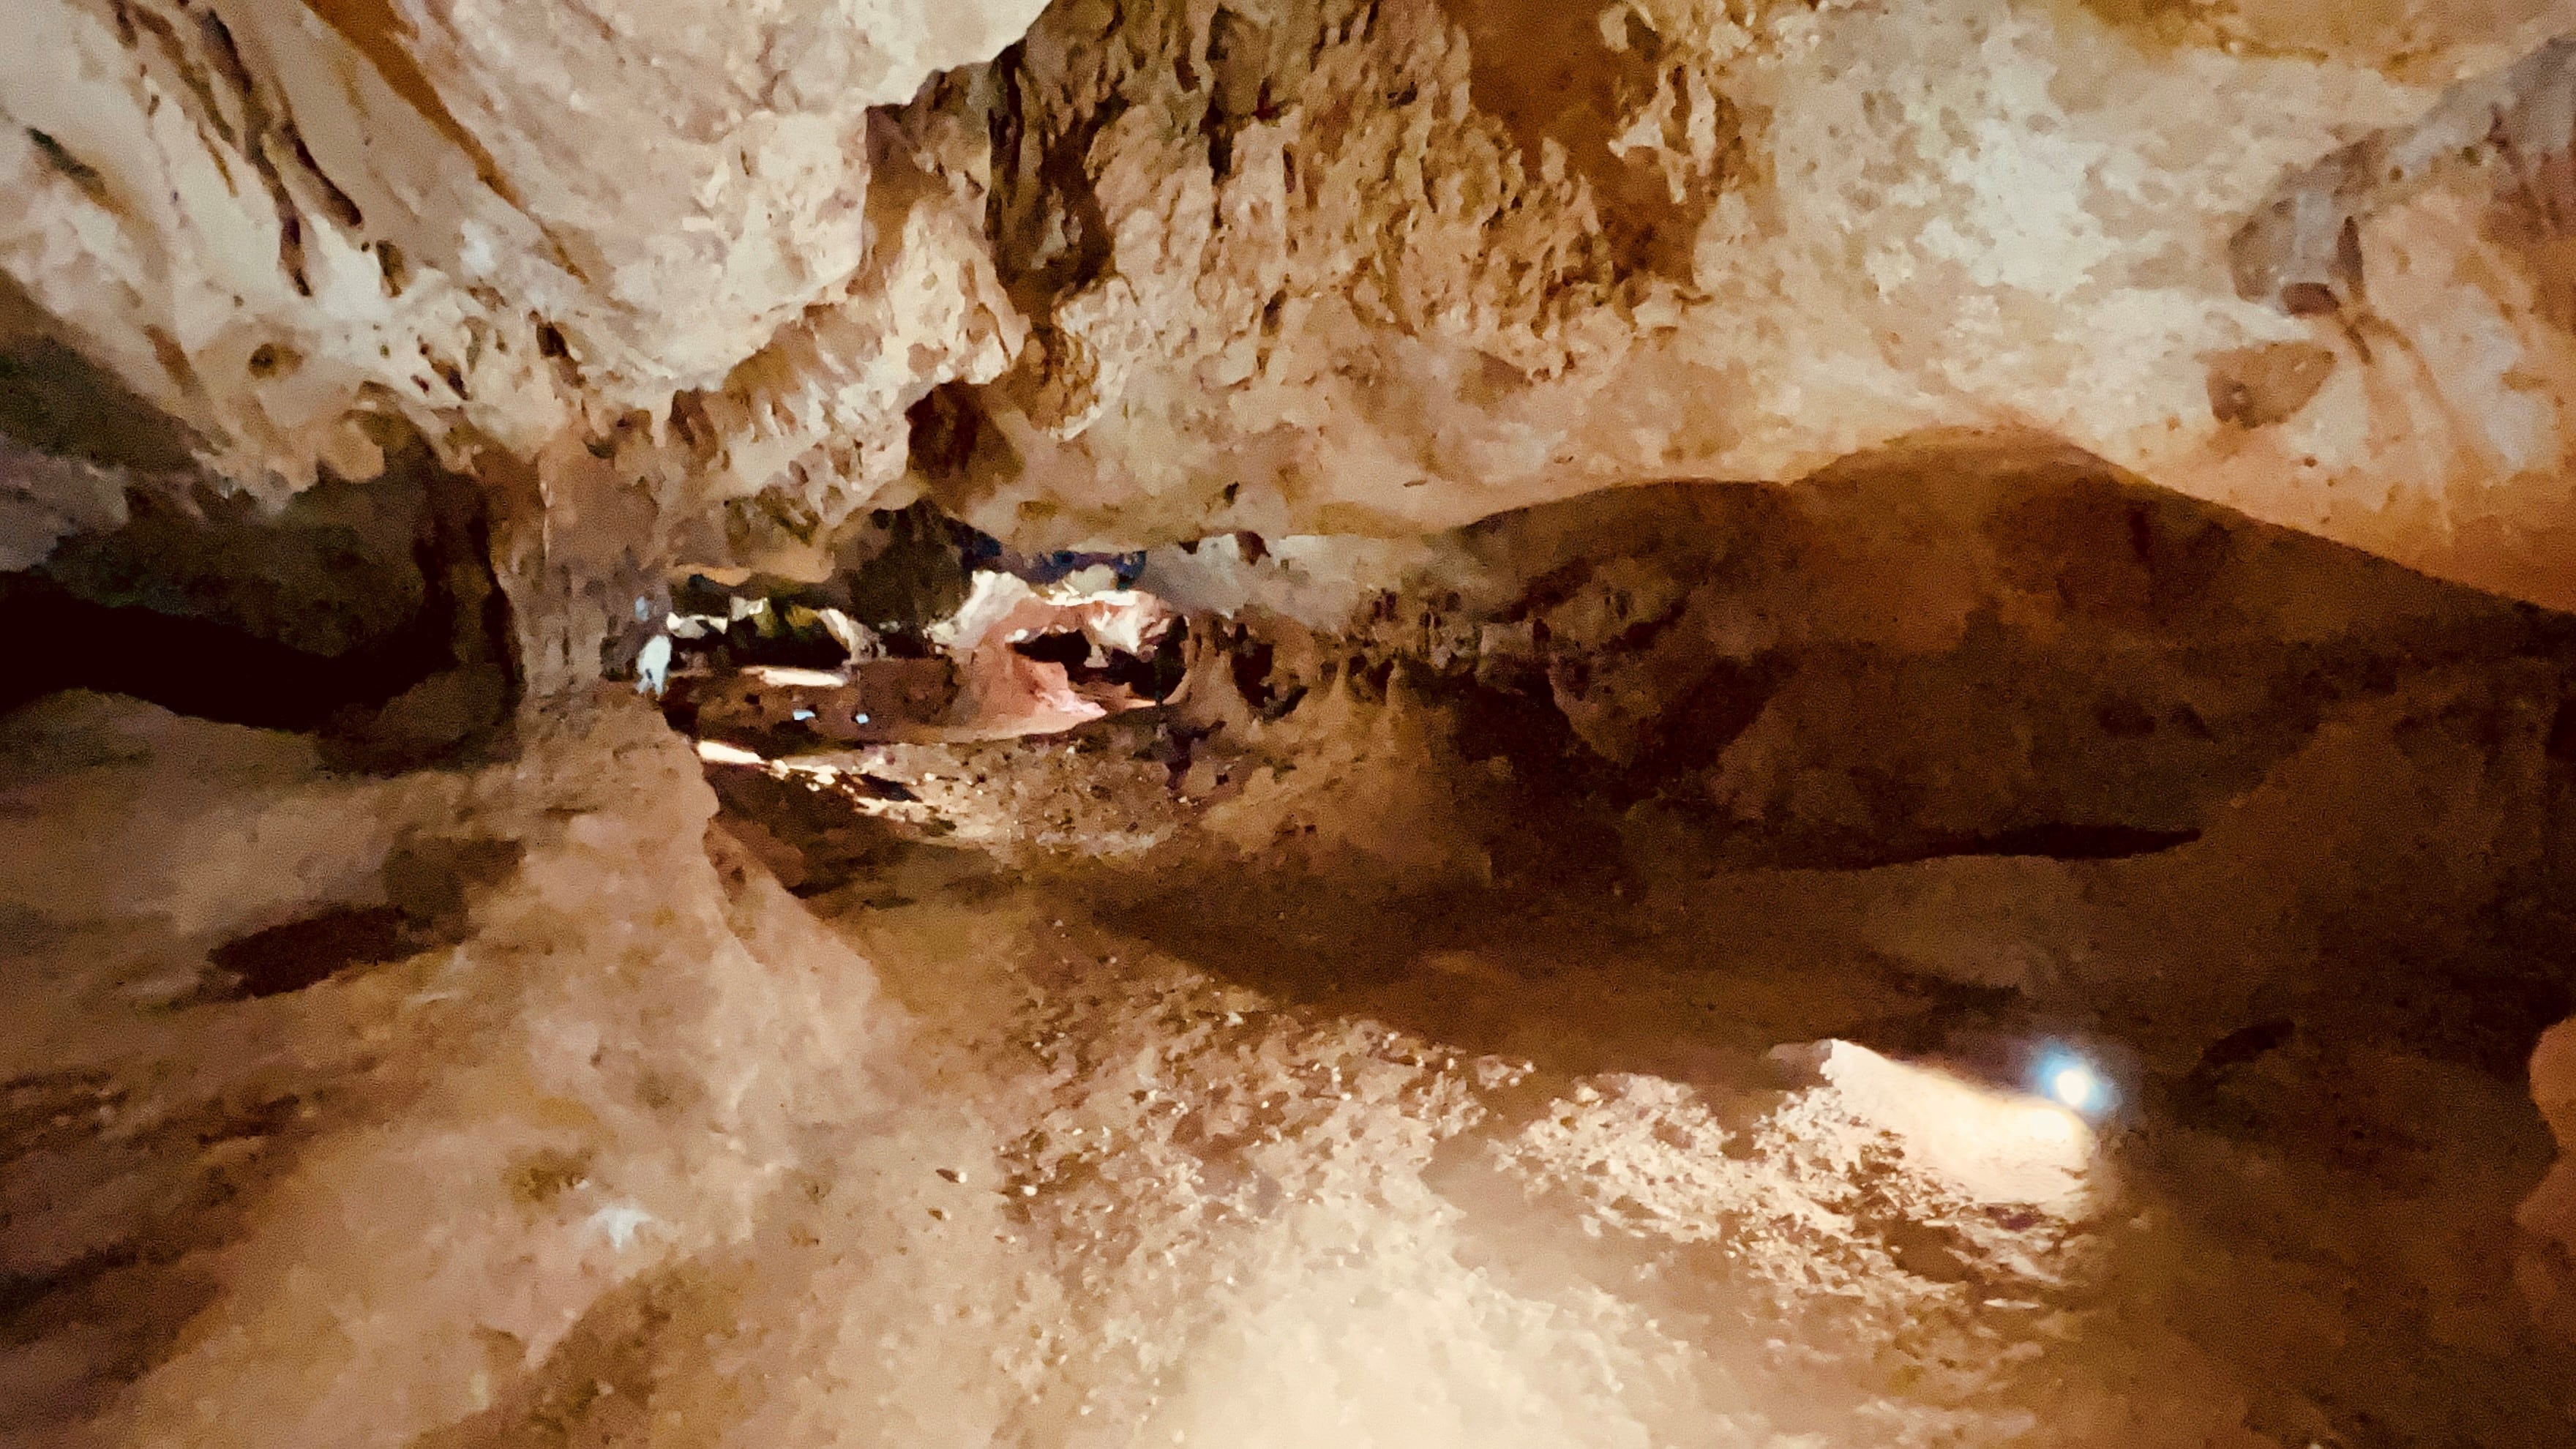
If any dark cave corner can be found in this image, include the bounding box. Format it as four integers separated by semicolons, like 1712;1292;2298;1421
0;443;518;773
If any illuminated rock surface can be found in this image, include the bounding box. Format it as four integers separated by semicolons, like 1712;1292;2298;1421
7;462;2576;1444
0;675;2565;1448
7;1;2576;1444
9;0;2576;602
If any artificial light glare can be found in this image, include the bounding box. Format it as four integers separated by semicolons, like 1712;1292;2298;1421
2038;1051;2111;1115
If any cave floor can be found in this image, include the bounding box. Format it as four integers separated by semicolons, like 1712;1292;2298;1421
776;842;2573;1448
3;689;2572;1446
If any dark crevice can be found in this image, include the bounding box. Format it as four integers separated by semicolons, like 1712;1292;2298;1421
26;130;113;211
0;442;514;762
1012;630;1098;670
1905;823;2206;863
0;570;453;729
985;34;1128;318
1011;626;1184;703
2547;694;2576;763
1737;822;2208;872
208;906;412;997
905;381;986;480
2187;1017;2298;1085
200;836;518;1000
0;323;202;472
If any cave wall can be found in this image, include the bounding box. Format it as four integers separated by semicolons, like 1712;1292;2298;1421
11;1;2576;1430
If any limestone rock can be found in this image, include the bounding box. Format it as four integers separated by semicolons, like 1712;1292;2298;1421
0;0;1040;523
8;461;2576;1441
12;0;2576;615
937;0;2576;612
0;435;131;572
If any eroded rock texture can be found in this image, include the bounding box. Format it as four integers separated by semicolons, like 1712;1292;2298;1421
11;1;2576;1444
7;0;2576;605
9;463;2576;1445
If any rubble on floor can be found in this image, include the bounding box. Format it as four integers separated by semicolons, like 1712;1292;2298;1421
4;659;2569;1445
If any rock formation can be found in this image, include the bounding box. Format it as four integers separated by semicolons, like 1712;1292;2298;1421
9;1;2576;1445
10;0;2576;598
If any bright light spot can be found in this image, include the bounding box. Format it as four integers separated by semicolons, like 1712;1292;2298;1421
1789;1039;2095;1208
2038;1051;2111;1115
791;708;817;721
745;666;848;687
586;1203;655;1251
694;739;764;766
634;634;673;696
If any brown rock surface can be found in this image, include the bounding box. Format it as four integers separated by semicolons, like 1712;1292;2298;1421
8;3;2576;1442
7;1;2576;603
